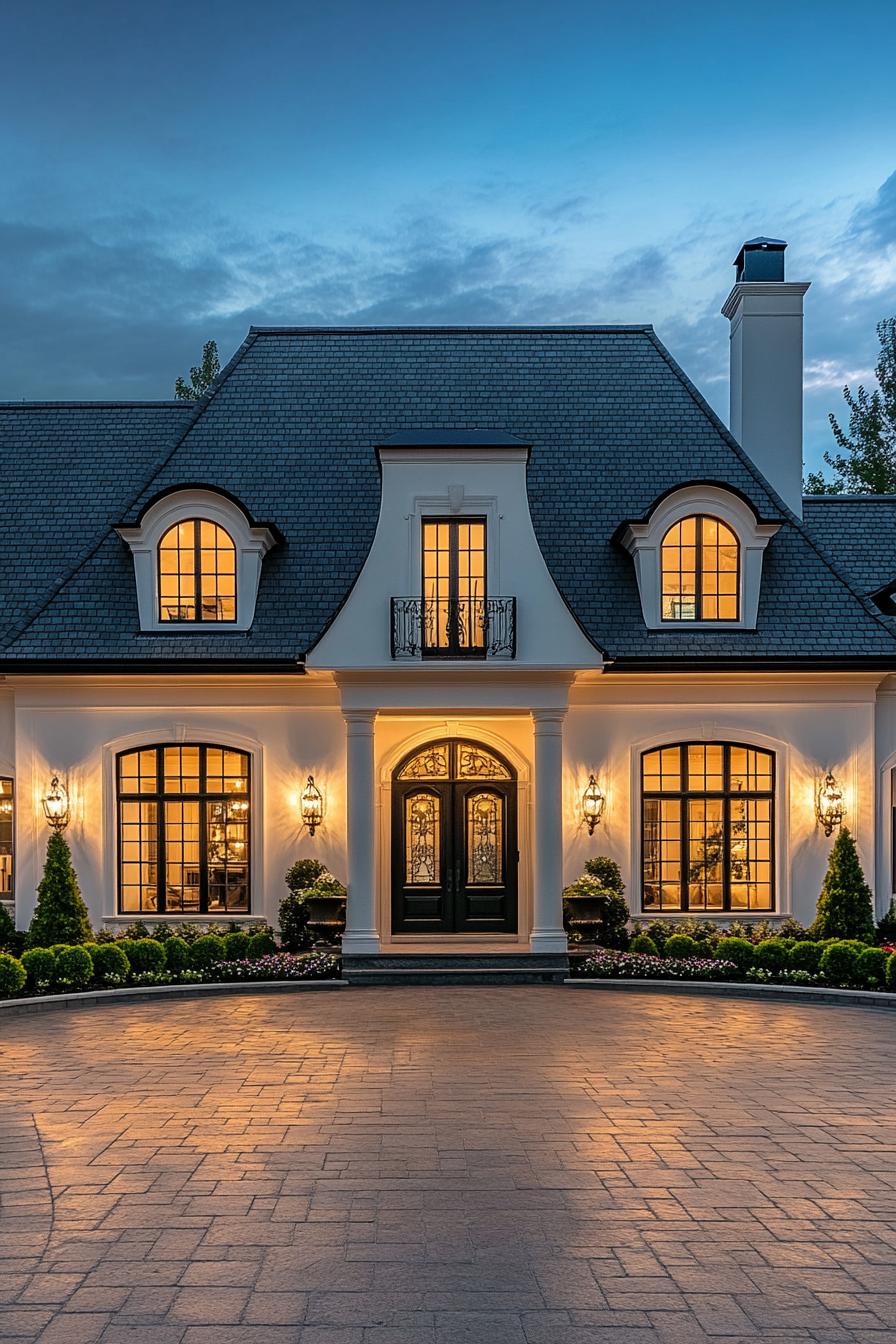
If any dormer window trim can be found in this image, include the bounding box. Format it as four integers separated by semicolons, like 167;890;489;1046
619;484;781;631
115;487;279;634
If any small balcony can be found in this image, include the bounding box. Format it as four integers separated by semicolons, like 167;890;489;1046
391;597;516;660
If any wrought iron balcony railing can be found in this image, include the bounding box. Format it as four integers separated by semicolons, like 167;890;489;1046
391;597;516;660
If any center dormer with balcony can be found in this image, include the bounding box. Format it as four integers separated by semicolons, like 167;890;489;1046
307;430;599;671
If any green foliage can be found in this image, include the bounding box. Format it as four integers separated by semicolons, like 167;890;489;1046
116;939;138;968
715;937;755;971
129;920;151;939
563;857;629;948
285;858;327;893
629;933;658;956
21;947;56;990
811;829;875;943
248;929;277;959
150;923;175;942
819;940;862;986
26;832;92;949
856;946;888;988
0;952;26;997
778;916;812;941
640;920;677;954
176;922;203;944
804;318;896;494
664;934;700;959
223;931;250;961
175;339;220;400
754;939;788;972
55;945;93;989
875;899;896;945
278;887;314;953
164;936;191;973
887;952;896;991
0;902;20;951
126;939;166;974
93;929;116;943
789;941;823;974
93;943;129;982
190;934;226;970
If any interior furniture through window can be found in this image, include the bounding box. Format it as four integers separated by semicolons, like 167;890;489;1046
421;518;487;656
661;514;739;621
0;778;13;899
158;519;237;622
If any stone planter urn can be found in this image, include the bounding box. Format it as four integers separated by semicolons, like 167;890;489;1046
304;876;347;947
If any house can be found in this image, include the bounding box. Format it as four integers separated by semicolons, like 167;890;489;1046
2;237;894;977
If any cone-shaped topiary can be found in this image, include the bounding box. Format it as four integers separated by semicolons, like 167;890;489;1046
811;828;875;943
26;833;92;949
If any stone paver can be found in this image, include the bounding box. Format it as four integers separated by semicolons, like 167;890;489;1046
1;986;895;1342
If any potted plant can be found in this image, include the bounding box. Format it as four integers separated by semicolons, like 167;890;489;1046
562;856;629;948
303;871;347;947
280;858;328;951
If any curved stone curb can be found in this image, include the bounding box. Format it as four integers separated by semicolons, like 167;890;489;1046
0;978;348;1016
566;977;896;1010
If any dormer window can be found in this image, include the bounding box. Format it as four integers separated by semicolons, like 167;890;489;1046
116;487;279;634
661;515;739;621
619;484;780;631
159;519;237;623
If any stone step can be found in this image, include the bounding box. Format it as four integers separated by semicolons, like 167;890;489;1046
341;952;569;986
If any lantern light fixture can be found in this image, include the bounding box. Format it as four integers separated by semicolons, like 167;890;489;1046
301;774;323;836
42;775;70;832
816;770;845;837
582;773;605;835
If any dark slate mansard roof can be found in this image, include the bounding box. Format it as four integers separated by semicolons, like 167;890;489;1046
802;496;896;613
1;326;896;671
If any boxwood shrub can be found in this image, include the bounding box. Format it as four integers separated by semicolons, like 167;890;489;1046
754;939;788;972
164;936;191;973
819;940;861;987
223;932;250;961
789;941;823;974
126;939;166;974
887;952;896;992
21;947;56;990
0;951;26;997
248;930;277;959
663;934;700;959
855;946;888;989
55;945;94;989
629;933;658;956
93;943;129;982
190;934;226;971
715;937;754;971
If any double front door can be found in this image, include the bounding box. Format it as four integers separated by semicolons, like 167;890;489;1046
392;739;518;934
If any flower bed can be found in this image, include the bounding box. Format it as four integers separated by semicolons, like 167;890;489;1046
0;942;341;1002
576;942;896;993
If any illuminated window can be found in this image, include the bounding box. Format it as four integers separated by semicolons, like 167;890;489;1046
0;778;13;899
117;745;250;914
158;519;237;622
642;743;774;912
661;515;739;621
421;518;486;656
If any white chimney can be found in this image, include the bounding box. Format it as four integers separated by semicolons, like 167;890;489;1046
721;237;810;518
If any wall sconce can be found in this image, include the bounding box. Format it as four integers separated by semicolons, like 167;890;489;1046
582;774;605;834
42;775;70;832
301;775;323;836
816;771;845;837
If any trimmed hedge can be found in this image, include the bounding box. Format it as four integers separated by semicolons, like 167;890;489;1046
629;933;658;956
819;941;862;987
856;947;888;989
248;930;277;959
93;943;130;982
223;932;250;961
190;934;226;971
663;934;700;959
21;947;56;990
754;939;788;972
126;939;167;974
0;952;26;997
715;937;754;971
164;937;191;973
789;941;823;974
55;945;93;989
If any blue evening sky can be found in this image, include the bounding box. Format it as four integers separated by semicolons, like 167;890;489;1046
1;0;895;471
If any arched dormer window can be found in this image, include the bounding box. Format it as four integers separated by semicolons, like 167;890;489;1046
116;488;279;633
619;484;780;630
661;515;739;621
158;519;237;623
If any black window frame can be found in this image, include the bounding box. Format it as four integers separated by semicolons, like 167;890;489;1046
660;513;740;623
116;743;251;915
157;517;238;624
420;516;488;658
0;777;13;901
641;741;775;913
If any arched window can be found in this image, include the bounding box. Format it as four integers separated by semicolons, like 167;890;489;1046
661;515;739;621
158;519;237;622
642;743;774;912
0;778;13;899
117;745;250;914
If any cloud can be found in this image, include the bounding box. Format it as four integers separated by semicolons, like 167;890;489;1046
844;170;896;252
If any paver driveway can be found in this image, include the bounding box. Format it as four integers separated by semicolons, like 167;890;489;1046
1;986;896;1343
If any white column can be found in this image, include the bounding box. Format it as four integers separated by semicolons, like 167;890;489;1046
341;710;380;956
530;709;569;954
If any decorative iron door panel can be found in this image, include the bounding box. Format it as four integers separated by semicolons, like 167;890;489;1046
392;740;518;934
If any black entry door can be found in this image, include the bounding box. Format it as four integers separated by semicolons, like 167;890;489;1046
392;740;518;934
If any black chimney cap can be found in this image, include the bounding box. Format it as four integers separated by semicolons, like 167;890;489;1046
734;237;787;282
